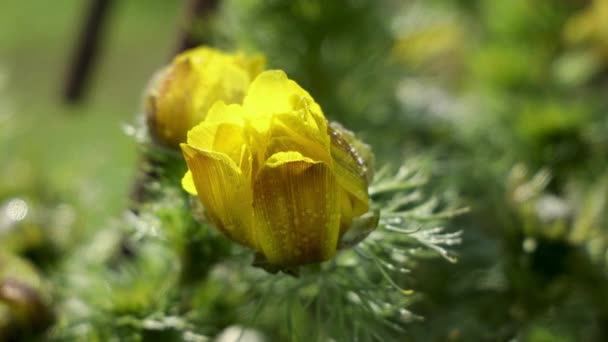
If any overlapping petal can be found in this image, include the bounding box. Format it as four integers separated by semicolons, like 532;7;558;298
252;152;341;265
181;144;257;249
242;70;327;137
264;112;332;164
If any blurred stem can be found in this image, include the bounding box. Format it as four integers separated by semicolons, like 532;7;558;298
63;0;114;103
171;0;220;58
128;153;162;212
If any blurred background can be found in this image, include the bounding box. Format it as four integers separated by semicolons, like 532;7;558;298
1;0;608;341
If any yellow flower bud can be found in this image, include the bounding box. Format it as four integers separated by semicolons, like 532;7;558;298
145;47;266;148
181;70;373;266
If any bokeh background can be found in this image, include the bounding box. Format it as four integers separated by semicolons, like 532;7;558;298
2;0;608;341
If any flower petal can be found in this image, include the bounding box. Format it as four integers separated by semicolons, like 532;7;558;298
337;188;354;234
264;112;331;164
253;152;341;265
179;48;254;119
182;170;197;195
187;104;249;168
243;70;327;134
202;101;246;125
329;125;370;218
181;144;256;249
150;60;199;147
187;102;245;149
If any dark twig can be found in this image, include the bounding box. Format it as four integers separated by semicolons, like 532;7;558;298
171;0;219;57
63;0;114;104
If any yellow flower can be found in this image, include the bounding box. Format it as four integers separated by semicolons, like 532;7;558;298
145;46;265;148
181;70;371;266
564;0;608;58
